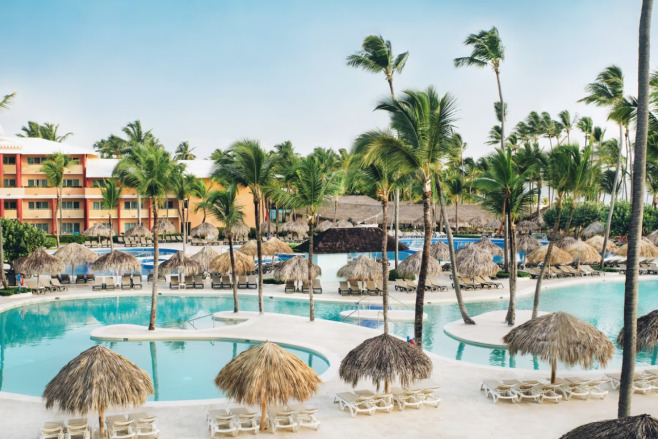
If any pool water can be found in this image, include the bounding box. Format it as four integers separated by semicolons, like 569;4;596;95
67;248;179;277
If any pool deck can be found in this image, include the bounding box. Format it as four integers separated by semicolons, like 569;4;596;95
444;310;548;348
1;253;657;438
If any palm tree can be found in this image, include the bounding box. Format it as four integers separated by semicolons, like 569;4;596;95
208;185;245;313
363;87;474;341
192;179;213;223
0;92;15;288
454;27;506;152
122;120;154;145
114;144;175;331
0;93;16;111
346;35;409;97
18;122;72;142
563;146;594;234
214;140;274;314
577;116;593;146
558;110;578;144
100;179;123;251
619;0;653;418
94;135;128;158
170;166;195;252
174;141;196;160
444;174;464;230
41;153;74;248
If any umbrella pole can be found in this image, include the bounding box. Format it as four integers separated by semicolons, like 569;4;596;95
550;359;557;384
99;408;105;438
259;399;267;431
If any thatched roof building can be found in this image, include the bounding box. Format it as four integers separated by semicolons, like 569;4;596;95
580;221;605;239
189;246;220;270
158;251;202;275
273;255;321;282
124;224;151;237
617;309;658;352
54;243;98;274
516;220;538;233
472;236;504;257
559;414;658;439
191;222;219;239
296;227;408;254
396;251;442;278
337;255;382;281
237;240;258;257
209;251;255;275
92;250;141;273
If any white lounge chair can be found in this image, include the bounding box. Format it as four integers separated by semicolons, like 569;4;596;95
230;407;258;435
390;387;423;410
565;377;609;400
106;416;135;439
503;380;542;404
333;392;376;417
407;381;441;408
66;422;91;439
480;380;519;404
296;407;320;431
207;409;237;438
268;408;298;433
40;425;64;439
606;372;653;394
354;390;394;413
128;413;159;439
536;383;564;403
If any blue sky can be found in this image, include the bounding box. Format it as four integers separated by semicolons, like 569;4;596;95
1;0;653;158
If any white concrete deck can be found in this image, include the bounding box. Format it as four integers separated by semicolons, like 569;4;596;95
444;310;547;348
338;309;426;322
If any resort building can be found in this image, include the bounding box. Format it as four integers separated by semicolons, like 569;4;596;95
0;136;256;234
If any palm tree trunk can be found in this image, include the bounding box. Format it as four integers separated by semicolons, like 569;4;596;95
537;181;542;217
149;202;159;331
333;197;338;223
381;197;389;335
0;220;6;289
308;217;315;321
394;189;399;269
228;234;239;313
414;179;432;348
58;189;63;248
503;215;509;271
137;195;142;225
437;180;474;324
454;200;458;232
495;69;505;150
254;200;264;314
601;126;624;269
619;0;653;417
149;341;159;401
505;206;517;325
532;198;563;319
108;213;114;251
55;192;60;248
564;202;577;235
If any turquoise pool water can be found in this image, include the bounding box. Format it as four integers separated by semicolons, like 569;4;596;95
1;279;657;400
69;248;179;276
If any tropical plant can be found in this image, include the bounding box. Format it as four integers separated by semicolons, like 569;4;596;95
0;92;16;111
0;91;16;288
40;153;74;248
563;145;594;233
346;35;409;97
1;218;48;262
170;166;195;251
100;179;122;251
174;141;196;160
191;179;213;223
558;110;578;144
18;122;72;142
94;135;128;158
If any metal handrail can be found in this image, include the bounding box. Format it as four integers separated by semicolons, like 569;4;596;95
186;313;215;330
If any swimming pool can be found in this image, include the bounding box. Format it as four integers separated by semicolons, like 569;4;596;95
69;248;179;276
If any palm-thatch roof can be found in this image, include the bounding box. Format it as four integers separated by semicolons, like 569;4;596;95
54;243;98;274
429;241;450;260
152;219;176;234
472;236;504;257
259;221;274;234
273;255;321;282
215;341;320;431
484;218;501;230
580;221;605;239
158;251;202;275
516;234;540;254
209;250;255;275
315;220;334;233
614;239;658;257
339;334;432;391
335;219;353;228
454;244;500;277
646;230;658;246
516;220;538;233
617;310;658;351
586;235;618;252
534;215;545;227
83;223;112;237
281;220;308;235
225;223;250;241
19;248;65;278
555;236;577;249
189;246;220;270
412;217;425;228
503;312;614;383
396;251;443;278
262;237;294;255
191;222;219;239
559;413;658;439
43;345;153;438
337;255;382;281
564;240;600;265
468;217;487;229
237;240;259;257
526;245;574;265
124;224;151;238
92;250;141;273
296;227;408;254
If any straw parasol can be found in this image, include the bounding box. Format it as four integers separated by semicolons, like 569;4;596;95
262;237;294;256
83;223;112;238
468;217;487;229
454;244;500;277
158;251;202;275
614;239;658;257
339;334;432;392
516;220;538;233
226;223;250;241
484;218;501;230
580;221;605;239
555;236;577;249
315;220;333;233
559;414;658;439
337;255;382;281
335;219;353;228
281;220;308;238
526;245;574;265
259;221;274;234
20;248;65;288
92;250;141;280
237;240;258;257
534;215;545;227
191;222;219;239
617;310;658;352
472;236;504;257
124;224;151;238
189;246;220;271
564;240;601;268
273;255;321;284
209;250;255;275
429;241;449;260
516;234;540;265
215;341;320;431
586;235;618;252
503;312;614;383
646;230;658;246
396;251;442;279
43;345;154;438
54;243;99;276
152;219;176;235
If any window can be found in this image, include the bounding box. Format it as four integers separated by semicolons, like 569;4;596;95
92;201;103;210
158;200;175;209
26;157;43;165
61;201;80;210
62;179;80;188
28;201;49;210
3;179;16;188
124;201;138;210
61;223;81;234
3;201;16;209
70;158;80;165
124;223;138;232
92;179;107;188
34;223;48;233
27;179;49;187
2;156;15;165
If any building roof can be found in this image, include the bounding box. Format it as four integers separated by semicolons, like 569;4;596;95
295;226;409;254
85;158;214;179
179;160;214;178
0;135;96;157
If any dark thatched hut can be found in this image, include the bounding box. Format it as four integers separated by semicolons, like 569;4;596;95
617;309;658;352
296;227;408;254
559;414;658;439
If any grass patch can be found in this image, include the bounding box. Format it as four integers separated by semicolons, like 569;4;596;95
496;271;530;278
0;288;32;296
263;278;284;285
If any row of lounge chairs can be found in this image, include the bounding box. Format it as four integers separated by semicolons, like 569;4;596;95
170;274;206;289
75;274;96;284
334;382;440;417
41;412;158;439
607;370;658;394
394;277;448;293
122;237;154;247
83;239;111;248
338;280;384;295
207;406;319;436
209;275;258;290
25;277;68;294
619;260;658;275
524;265;601;279
452;276;502;290
284;279;323;294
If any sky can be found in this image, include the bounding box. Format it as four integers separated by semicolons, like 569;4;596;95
1;0;655;159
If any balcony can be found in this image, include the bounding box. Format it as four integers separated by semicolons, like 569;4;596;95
3;165;16;174
3;209;17;219
65;164;84;175
22;209;52;219
0;187;25;197
88;208;118;219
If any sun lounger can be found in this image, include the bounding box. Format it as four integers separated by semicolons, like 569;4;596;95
394;279;411;292
268;408;298;433
50;278;67;291
127;413;158;439
296;407;320;431
390;387;424;410
247;275;257;289
606;372;653;394
106;277;116;290
84;240;92;247
284;280;295;293
365;280;380;296
454;276;477;290
405;279;418;290
427;277;448;292
40;425;64;439
107;416;134;439
551;378;591;400
480;380;519;404
333;392;376;417
567;377;609;399
58;274;71;284
349;280;363;294
480;275;503;289
354;390;394;413
221;275;233;289
502;380;542;403
192;274;203;289
211;275;222;289
580;265;601;276
86;274;96;284
121;274;132;290
406;381;441;407
301;280;311;293
207;409;236;438
92;277;103;291
313;279;323;294
75;274;86;284
132;274;143;289
338;281;350;295
230;407;258;435
237;276;248;289
169;276;181;290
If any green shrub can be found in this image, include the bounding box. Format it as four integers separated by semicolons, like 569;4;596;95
263;278;284;285
44;237;57;248
496;271;509;278
601;201;631;236
517;271;531;278
3;219;48;261
0;288;32;296
52;235;87;244
453;234;480;238
388;269;414;281
571;203;601;229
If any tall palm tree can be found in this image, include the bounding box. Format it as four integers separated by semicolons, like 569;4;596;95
94;135;128;158
208;185;245;313
558;110;578;144
174;141;196;160
114;144;175;331
577;116;593;146
191;179;213;223
0;92;15;288
100;179;123;251
122;120;154;145
0;93;16;111
443;174;464;230
170;166;195;252
18;122;72;142
346;35;409;97
619;0;653;418
454;27;506;152
563;146;594;234
41;153;74;248
214;140;274;314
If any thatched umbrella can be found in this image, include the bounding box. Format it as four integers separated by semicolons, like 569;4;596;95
516;220;538;234
124;224;151;238
454;244;499;277
396;251;442;278
315;220;333;233
152;219;176;238
564;240;601;268
273;255;321;287
484;218;501;230
226;223;250;242
281;220;308;238
586;235;618;252
20;248;65;288
43;345;153;438
237;240;258;257
337;255;382;281
429;241;449;260
503;312;614;383
54;243;98;276
555;236;577;249
559;413;658;439
615;239;658;257
189;246;220;271
215;341;320;431
534;215;545;227
91;250;141;282
526;245;574;265
412;217;425;229
259;221;274;235
617;309;658;352
468;217;487;229
209;250;255;275
516;234;540;265
335;219;353;228
158;251;202;275
83;223;112;246
262;237;294;256
646;230;658;246
580;221;605;239
191;222;219;239
339;334;432;393
472;236;504;257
